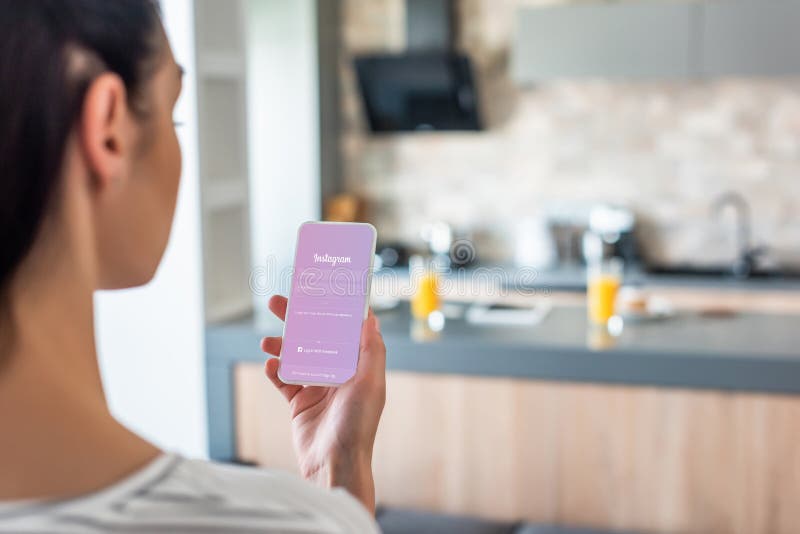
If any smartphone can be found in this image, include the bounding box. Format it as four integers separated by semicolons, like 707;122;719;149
278;221;377;386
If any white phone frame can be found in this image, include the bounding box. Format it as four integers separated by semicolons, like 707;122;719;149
277;221;377;387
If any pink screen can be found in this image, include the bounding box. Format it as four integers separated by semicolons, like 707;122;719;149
279;222;375;384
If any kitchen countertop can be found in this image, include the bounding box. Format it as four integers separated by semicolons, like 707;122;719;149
377;264;800;293
206;300;800;460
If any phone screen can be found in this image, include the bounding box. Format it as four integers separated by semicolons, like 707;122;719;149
278;222;377;386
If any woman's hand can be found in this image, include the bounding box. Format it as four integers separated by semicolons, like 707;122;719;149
261;295;386;512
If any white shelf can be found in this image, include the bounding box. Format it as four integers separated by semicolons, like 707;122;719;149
194;0;252;324
198;53;246;79
205;295;252;324
203;205;251;321
197;77;247;196
202;181;248;211
195;0;245;56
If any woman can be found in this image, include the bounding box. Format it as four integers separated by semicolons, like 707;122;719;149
0;1;385;532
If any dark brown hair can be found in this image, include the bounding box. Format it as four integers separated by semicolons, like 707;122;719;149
0;0;162;293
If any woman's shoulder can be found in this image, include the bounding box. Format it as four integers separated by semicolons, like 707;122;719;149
0;453;379;533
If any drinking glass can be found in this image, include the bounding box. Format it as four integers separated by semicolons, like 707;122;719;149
587;258;623;325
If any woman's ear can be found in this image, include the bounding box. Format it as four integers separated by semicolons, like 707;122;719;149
78;73;131;191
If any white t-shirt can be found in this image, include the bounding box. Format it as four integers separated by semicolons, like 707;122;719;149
0;454;380;533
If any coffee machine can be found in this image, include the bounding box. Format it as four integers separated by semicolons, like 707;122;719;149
581;205;639;266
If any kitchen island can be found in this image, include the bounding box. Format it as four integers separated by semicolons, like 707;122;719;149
207;300;800;459
209;296;800;534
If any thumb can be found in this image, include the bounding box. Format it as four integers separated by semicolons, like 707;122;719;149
357;310;385;374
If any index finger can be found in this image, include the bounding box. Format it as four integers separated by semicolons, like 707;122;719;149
268;295;288;321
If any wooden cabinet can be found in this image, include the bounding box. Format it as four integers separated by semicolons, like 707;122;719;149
236;367;800;534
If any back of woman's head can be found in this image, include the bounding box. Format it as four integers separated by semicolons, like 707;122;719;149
0;0;162;295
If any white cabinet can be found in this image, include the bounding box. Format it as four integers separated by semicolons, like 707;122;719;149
512;2;695;83
513;0;800;83
701;0;800;77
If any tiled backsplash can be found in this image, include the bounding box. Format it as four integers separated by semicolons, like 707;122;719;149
340;0;800;267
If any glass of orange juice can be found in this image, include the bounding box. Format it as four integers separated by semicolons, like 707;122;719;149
411;261;440;320
587;258;622;325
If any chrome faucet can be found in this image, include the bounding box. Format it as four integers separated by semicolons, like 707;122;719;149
712;191;763;279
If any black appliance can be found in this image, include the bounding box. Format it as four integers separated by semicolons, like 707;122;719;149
354;53;481;132
353;0;483;133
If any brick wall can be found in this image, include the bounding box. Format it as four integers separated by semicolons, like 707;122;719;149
339;0;800;267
